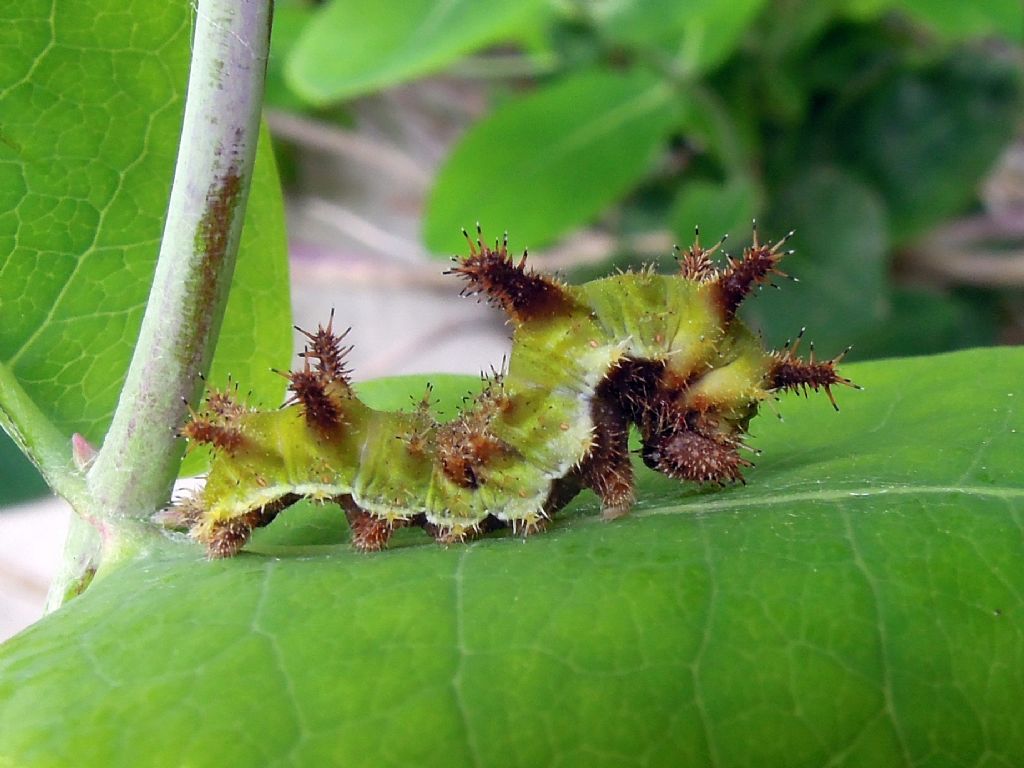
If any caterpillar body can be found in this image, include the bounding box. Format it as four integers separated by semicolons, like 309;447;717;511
166;227;853;557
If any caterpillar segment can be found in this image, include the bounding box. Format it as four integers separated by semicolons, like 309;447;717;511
167;225;853;557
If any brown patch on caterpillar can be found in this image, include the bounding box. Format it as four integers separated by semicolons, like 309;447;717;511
713;224;793;319
641;422;751;485
286;365;345;430
677;226;727;283
596;358;666;428
338;496;409;552
205;493;301;558
435;381;514;488
435;414;510;488
447;226;576;324
767;330;856;410
579;393;635;520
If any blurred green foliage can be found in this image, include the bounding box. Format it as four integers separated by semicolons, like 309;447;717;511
277;0;1022;356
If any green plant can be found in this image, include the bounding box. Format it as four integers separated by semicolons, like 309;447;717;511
1;2;1022;766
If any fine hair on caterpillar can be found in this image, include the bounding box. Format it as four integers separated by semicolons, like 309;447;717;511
163;224;856;557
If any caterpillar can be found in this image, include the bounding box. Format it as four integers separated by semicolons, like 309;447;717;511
163;225;854;557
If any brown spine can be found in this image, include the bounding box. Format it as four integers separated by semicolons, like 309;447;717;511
447;226;574;323
287;315;356;430
713;224;793;319
767;330;856;410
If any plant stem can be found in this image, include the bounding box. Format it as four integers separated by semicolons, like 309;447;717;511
86;0;272;527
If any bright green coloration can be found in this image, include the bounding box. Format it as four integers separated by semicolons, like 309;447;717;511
2;348;1022;767
286;0;547;104
192;269;779;547
594;0;767;73
424;69;680;252
0;1;290;458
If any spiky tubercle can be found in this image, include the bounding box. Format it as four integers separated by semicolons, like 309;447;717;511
713;225;793;320
677;226;727;283
286;316;356;430
446;227;575;324
767;329;856;410
642;426;750;485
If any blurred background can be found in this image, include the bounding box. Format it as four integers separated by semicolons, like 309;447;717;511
2;0;1022;638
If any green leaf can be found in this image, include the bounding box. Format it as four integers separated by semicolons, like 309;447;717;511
2;348;1023;766
838;49;1022;241
595;0;768;74
425;68;680;252
286;0;547;105
0;2;291;466
743;167;889;354
669;176;759;245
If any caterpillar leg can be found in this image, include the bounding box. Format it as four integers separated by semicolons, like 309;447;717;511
338;496;406;552
205;494;301;558
581;395;635;520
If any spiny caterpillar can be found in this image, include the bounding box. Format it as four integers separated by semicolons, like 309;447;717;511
164;225;854;557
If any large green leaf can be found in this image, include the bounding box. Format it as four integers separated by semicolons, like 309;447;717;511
286;0;547;105
2;347;1022;766
425;68;680;252
0;2;291;456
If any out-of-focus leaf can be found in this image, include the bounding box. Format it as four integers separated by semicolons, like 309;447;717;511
0;2;291;475
743;167;889;353
851;288;1001;359
595;0;767;74
425;68;680;252
286;0;547;104
2;349;1024;766
669;176;759;245
839;49;1022;241
264;0;317;111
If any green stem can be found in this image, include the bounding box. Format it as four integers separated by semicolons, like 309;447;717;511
0;361;88;510
85;0;273;527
